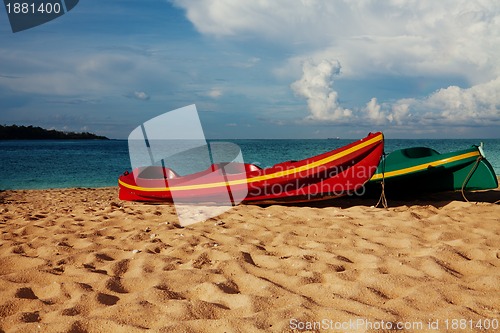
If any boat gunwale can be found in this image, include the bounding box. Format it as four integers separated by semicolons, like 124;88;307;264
371;147;481;181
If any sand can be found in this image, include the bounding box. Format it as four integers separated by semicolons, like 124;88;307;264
0;187;499;333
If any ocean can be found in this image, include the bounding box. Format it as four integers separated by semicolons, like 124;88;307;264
1;138;499;190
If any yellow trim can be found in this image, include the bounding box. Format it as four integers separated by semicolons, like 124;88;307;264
370;150;480;181
120;133;384;192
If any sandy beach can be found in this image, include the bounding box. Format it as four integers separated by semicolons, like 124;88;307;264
0;186;499;332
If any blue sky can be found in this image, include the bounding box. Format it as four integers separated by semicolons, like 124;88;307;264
1;0;499;139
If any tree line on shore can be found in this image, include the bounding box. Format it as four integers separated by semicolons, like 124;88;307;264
0;125;109;140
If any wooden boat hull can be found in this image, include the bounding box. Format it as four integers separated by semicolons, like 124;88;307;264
367;145;498;195
118;132;384;204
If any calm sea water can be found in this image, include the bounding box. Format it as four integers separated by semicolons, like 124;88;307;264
1;138;499;190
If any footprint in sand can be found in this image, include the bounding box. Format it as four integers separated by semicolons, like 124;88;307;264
76;282;93;292
241;252;257;266
82;263;107;275
96;292;120;306
61;307;81;316
366;286;390;300
216;280;240;294
154;285;185;300
112;259;130;277
15;287;37;299
105;277;129;294
20;311;41;323
192;252;212;269
336;255;354;263
330;264;346;272
95;253;114;262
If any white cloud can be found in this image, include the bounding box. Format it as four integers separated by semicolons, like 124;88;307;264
123;90;150;101
407;78;500;126
290;59;499;127
173;0;499;78
207;88;223;99
365;98;387;125
290;59;352;122
174;0;500;129
132;91;150;101
387;101;411;126
290;59;413;126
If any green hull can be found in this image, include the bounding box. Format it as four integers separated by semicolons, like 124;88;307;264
368;145;498;194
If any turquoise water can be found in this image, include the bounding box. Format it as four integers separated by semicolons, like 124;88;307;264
0;138;499;190
0;140;129;190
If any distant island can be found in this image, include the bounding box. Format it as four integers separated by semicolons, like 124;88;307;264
0;125;109;140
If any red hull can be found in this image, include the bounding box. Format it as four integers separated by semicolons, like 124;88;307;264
118;132;384;204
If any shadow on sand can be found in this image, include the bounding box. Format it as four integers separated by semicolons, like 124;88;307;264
295;188;500;209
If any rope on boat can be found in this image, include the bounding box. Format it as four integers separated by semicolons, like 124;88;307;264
460;155;483;203
375;152;388;208
375;179;388;208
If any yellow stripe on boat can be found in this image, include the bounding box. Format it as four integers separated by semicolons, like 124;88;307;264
120;133;384;192
370;150;480;181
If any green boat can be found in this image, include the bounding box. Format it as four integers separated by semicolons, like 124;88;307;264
367;144;498;196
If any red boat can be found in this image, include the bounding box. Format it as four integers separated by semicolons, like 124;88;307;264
118;132;384;204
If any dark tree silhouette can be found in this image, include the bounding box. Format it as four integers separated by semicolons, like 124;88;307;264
0;125;109;140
